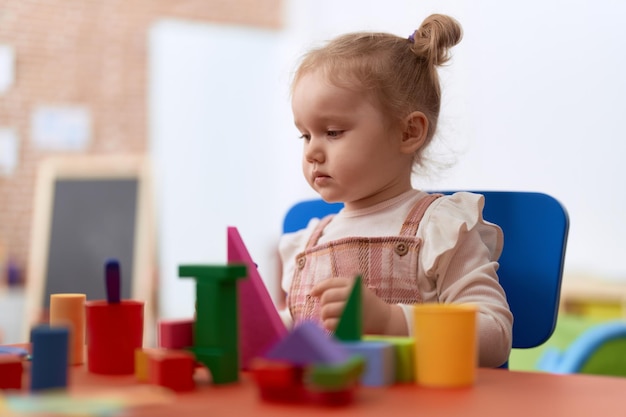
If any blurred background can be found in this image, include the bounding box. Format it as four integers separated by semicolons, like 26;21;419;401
1;0;625;367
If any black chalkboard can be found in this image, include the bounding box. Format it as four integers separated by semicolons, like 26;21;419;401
25;155;155;342
42;179;138;307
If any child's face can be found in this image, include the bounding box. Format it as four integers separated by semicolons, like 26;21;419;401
292;70;414;211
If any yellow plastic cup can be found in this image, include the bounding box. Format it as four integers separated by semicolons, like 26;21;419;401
413;303;478;388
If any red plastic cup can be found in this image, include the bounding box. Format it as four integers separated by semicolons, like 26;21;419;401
85;300;144;374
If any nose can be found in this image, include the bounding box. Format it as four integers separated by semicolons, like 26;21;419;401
304;136;324;164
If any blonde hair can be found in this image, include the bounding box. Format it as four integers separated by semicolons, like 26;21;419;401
292;14;462;170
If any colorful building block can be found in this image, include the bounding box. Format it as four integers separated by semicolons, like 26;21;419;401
148;350;196;392
105;259;122;304
364;335;415;383
0;355;23;390
307;355;365;406
193;347;239;385
158;318;194;350
341;340;395;386
49;293;86;365
310;389;356;406
335;276;362;342
0;346;28;358
227;227;288;369
30;325;69;391
135;348;164;382
249;358;307;403
179;264;247;384
308;355;365;390
264;321;351;366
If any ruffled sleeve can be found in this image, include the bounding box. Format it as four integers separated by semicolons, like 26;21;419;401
414;192;512;367
418;192;503;271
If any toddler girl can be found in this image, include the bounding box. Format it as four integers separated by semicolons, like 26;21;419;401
279;14;512;368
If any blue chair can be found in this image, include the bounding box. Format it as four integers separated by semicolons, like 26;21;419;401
536;320;626;376
282;191;570;354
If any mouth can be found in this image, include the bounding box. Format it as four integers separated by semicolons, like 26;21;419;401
312;172;331;186
312;171;329;179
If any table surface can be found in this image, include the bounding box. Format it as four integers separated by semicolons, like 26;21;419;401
8;363;626;417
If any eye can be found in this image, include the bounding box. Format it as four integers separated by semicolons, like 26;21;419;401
327;130;344;138
298;134;311;141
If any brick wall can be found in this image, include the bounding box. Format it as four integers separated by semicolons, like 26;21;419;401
0;0;283;283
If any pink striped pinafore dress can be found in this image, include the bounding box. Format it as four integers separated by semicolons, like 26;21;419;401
287;193;441;327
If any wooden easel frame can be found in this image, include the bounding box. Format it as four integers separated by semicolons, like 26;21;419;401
25;154;157;344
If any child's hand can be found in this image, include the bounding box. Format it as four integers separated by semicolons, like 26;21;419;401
310;276;393;334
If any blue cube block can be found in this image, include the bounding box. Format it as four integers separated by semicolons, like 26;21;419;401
341;340;395;387
30;324;69;391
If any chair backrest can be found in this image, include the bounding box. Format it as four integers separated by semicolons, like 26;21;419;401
282;191;570;349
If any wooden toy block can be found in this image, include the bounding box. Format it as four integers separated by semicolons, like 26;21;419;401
307;356;364;407
364;335;415;383
335;275;362;342
135;348;164;382
341;340;395;387
179;264;247;385
148;350;196;392
0;355;23;390
105;259;122;304
191;346;239;385
249;358;307;403
264;321;351;366
310;389;356;407
49;293;86;366
179;264;246;349
0;346;29;358
307;355;365;390
30;324;70;392
158;318;194;350
227;227;288;370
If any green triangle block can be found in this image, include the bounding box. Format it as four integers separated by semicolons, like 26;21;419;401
334;275;362;341
308;355;365;390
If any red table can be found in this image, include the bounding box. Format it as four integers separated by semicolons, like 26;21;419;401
10;364;626;417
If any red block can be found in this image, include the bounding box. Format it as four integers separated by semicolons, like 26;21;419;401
249;358;307;403
158;319;194;350
311;388;356;406
0;355;23;390
148;350;195;392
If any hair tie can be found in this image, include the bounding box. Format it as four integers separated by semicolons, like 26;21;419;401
408;32;415;43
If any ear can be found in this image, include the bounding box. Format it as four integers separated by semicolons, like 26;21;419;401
399;111;428;154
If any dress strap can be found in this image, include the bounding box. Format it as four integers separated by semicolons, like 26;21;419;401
304;215;335;250
399;193;443;236
304;193;442;247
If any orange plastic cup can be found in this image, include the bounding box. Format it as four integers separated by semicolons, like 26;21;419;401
413;303;478;388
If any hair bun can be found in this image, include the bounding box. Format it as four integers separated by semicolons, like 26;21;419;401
410;14;462;67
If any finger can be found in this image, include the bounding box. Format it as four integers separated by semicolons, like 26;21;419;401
310;277;353;297
318;285;352;306
323;317;340;332
319;300;346;322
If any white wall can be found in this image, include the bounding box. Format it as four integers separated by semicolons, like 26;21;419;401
149;0;626;319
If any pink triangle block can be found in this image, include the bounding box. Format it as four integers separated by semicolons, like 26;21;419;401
264;321;351;366
227;226;288;370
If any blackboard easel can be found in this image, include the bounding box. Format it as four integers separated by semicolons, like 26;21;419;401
25;155;156;344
